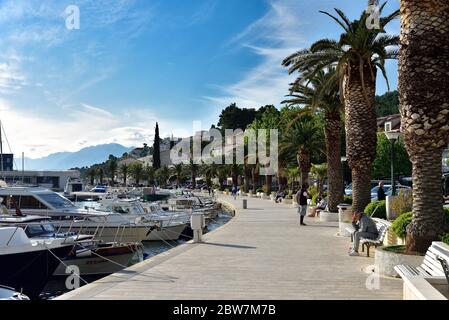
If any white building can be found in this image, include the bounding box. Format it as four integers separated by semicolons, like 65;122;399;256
1;170;80;191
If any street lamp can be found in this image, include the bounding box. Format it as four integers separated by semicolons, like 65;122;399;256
384;129;401;196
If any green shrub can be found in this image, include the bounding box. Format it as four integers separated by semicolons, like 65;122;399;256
256;188;264;193
364;200;387;219
440;233;449;246
391;212;413;240
343;196;353;205
311;194;319;206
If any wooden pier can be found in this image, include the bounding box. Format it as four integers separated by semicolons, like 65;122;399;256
57;195;402;300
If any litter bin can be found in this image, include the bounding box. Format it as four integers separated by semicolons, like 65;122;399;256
243;199;247;209
337;204;353;237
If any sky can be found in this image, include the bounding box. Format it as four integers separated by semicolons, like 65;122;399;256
0;0;400;159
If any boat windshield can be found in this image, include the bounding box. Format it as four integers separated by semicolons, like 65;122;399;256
38;193;76;209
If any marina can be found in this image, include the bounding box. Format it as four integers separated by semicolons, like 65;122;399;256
57;195;402;300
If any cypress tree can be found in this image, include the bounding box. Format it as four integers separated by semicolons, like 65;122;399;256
152;122;161;169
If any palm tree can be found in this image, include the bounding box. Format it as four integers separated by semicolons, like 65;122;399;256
143;164;155;186
172;163;184;187
187;160;199;189
283;68;344;212
107;158;118;186
251;163;260;194
120;164;129;186
283;2;399;213
87;167;97;186
129;162;143;186
156;165;170;187
201;163;217;188
280;115;323;186
217;165;230;191
399;0;449;253
285;167;300;191
311;163;328;199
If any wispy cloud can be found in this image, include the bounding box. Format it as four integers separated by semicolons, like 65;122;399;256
205;0;306;109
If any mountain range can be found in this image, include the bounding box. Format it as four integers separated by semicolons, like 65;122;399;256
22;143;134;171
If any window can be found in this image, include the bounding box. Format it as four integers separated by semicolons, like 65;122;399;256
9;195;48;210
38;193;76;209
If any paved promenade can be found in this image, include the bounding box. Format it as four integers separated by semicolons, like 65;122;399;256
57;195;402;300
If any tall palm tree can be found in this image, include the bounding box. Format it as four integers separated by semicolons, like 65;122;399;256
311;163;328;199
172;163;184;187
201;163;217;188
399;0;449;253
129;162;143;186
120;164;129;186
217;165;230;191
280;115;323;186
187;160;199;189
87;167;97;186
283;2;399;213
283;68;344;212
156;165;170;187
107;158;118;186
143;164;155;186
285;167;300;191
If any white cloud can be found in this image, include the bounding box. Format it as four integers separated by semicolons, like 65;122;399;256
0;99;197;159
205;0;308;109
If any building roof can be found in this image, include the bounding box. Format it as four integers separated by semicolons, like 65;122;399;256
377;114;401;131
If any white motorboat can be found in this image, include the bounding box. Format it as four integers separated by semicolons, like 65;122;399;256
0;226;74;299
99;197;188;241
0;187;156;243
0;215;144;277
0;285;30;300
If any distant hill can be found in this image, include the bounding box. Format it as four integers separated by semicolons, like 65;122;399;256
23;144;134;171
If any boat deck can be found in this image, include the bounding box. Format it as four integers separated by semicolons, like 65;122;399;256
57;195;402;300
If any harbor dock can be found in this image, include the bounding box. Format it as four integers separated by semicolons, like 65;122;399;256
57;195;402;300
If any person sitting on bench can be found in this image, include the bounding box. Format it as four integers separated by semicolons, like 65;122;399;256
308;197;327;217
349;212;378;256
275;190;285;203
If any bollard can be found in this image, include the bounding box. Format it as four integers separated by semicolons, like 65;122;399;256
242;199;247;209
190;213;205;243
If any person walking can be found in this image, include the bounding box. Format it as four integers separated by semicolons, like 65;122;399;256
296;184;310;226
231;185;237;200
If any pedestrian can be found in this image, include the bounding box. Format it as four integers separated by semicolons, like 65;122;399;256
377;181;386;201
295;184;310;226
349;212;379;256
231;185;237;200
208;186;211;196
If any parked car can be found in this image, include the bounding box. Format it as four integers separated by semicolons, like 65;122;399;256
371;184;412;201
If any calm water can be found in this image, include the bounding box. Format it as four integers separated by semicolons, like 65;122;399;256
40;203;232;299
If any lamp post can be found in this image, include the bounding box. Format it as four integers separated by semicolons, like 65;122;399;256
384;130;401;196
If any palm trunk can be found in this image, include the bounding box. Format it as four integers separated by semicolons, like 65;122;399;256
325;111;344;212
298;148;310;186
344;61;377;213
264;175;272;194
243;166;250;193
399;0;449;253
406;153;446;253
252;167;259;193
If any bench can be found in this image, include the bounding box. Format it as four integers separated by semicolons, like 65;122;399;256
394;242;449;280
360;221;389;257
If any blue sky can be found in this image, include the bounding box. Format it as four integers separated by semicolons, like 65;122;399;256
0;0;400;158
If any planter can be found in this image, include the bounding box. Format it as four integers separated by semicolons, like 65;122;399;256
374;246;424;278
262;194;270;200
338;204;353;236
283;198;292;205
402;276;448;300
386;195;399;221
320;211;339;222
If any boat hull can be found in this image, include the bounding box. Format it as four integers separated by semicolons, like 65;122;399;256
53;244;140;276
60;226;151;244
145;224;187;241
0;244;73;299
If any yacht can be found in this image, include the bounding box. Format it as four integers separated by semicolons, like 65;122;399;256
0;215;144;277
64;177;84;197
0;187;157;243
0;226;74;299
98;197;188;241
